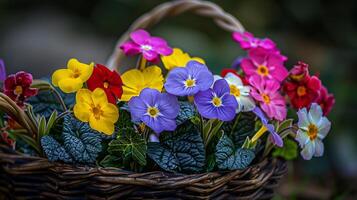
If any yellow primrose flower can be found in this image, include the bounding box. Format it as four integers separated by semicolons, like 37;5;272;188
120;65;164;101
74;88;119;135
52;58;94;93
161;48;205;70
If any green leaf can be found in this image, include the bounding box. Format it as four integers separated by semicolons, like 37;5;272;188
99;155;123;168
176;101;195;125
12;132;41;154
108;128;147;166
147;142;178;172
206;154;216;172
223;113;256;147
272;138;298;160
215;134;255;170
46;110;58;133
38;116;46;137
61;115;103;164
277;119;293;133
147;125;205;173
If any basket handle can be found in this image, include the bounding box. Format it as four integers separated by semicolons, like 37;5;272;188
106;0;245;71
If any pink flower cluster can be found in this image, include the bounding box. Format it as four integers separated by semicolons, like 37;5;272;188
233;31;335;120
233;31;288;121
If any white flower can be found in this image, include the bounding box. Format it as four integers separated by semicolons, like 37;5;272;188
214;72;255;113
296;103;331;160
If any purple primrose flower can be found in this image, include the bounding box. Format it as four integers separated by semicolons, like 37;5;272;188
252;107;283;147
164;61;213;96
128;88;179;134
194;79;238;121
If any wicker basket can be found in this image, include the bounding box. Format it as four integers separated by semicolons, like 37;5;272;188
0;0;288;199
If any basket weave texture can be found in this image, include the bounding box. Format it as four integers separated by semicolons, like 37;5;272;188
0;145;287;200
0;0;288;199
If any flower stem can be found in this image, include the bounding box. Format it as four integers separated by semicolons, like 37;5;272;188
251;125;268;143
136;56;147;70
51;86;67;112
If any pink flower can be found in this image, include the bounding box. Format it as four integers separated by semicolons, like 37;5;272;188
232;32;276;50
3;71;38;107
249;76;287;121
241;47;288;83
120;29;173;62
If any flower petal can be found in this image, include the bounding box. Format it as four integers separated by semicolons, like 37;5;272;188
224;72;243;86
130;29;150;45
121;69;145;90
317;117;331;139
157;93;179;119
213;79;230;97
89;115;115;135
297;108;309;130
128;96;147;122
52;69;73;87
216;105;236;121
102;103;119;123
58;78;83;93
143;65;164;91
139;88;160;107
74;103;91;122
295;129;310;147
120;41;141;56
308;103;323;125
300;141;314;160
91;89;108;107
67;58;94;82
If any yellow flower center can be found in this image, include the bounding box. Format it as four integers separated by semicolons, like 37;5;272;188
257;65;269;76
91;105;104;120
262;94;270;104
230;85;241;97
185;78;196;88
212;96;222;107
307;124;318;140
147;106;159;118
14;86;23;95
297;86;307;96
72;69;81;78
103;82;109;89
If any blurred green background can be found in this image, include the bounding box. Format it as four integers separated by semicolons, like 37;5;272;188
0;0;356;199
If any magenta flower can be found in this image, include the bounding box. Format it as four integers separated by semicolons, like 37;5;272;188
128;88;179;134
120;29;173;62
232;31;276;50
3;71;38;107
249;76;287;121
164;61;213;96
241;47;288;83
194;79;238;121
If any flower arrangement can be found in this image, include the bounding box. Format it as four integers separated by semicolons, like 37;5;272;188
0;29;335;174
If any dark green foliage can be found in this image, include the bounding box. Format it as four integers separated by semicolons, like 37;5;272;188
147;125;205;173
215;134;255;170
41;136;73;163
107;128;147;167
223;113;256;147
62;115;103;164
272;138;298;160
147;142;178;172
176;101;195;125
99;155;123;168
28;79;75;118
116;106;133;131
41;115;103;164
